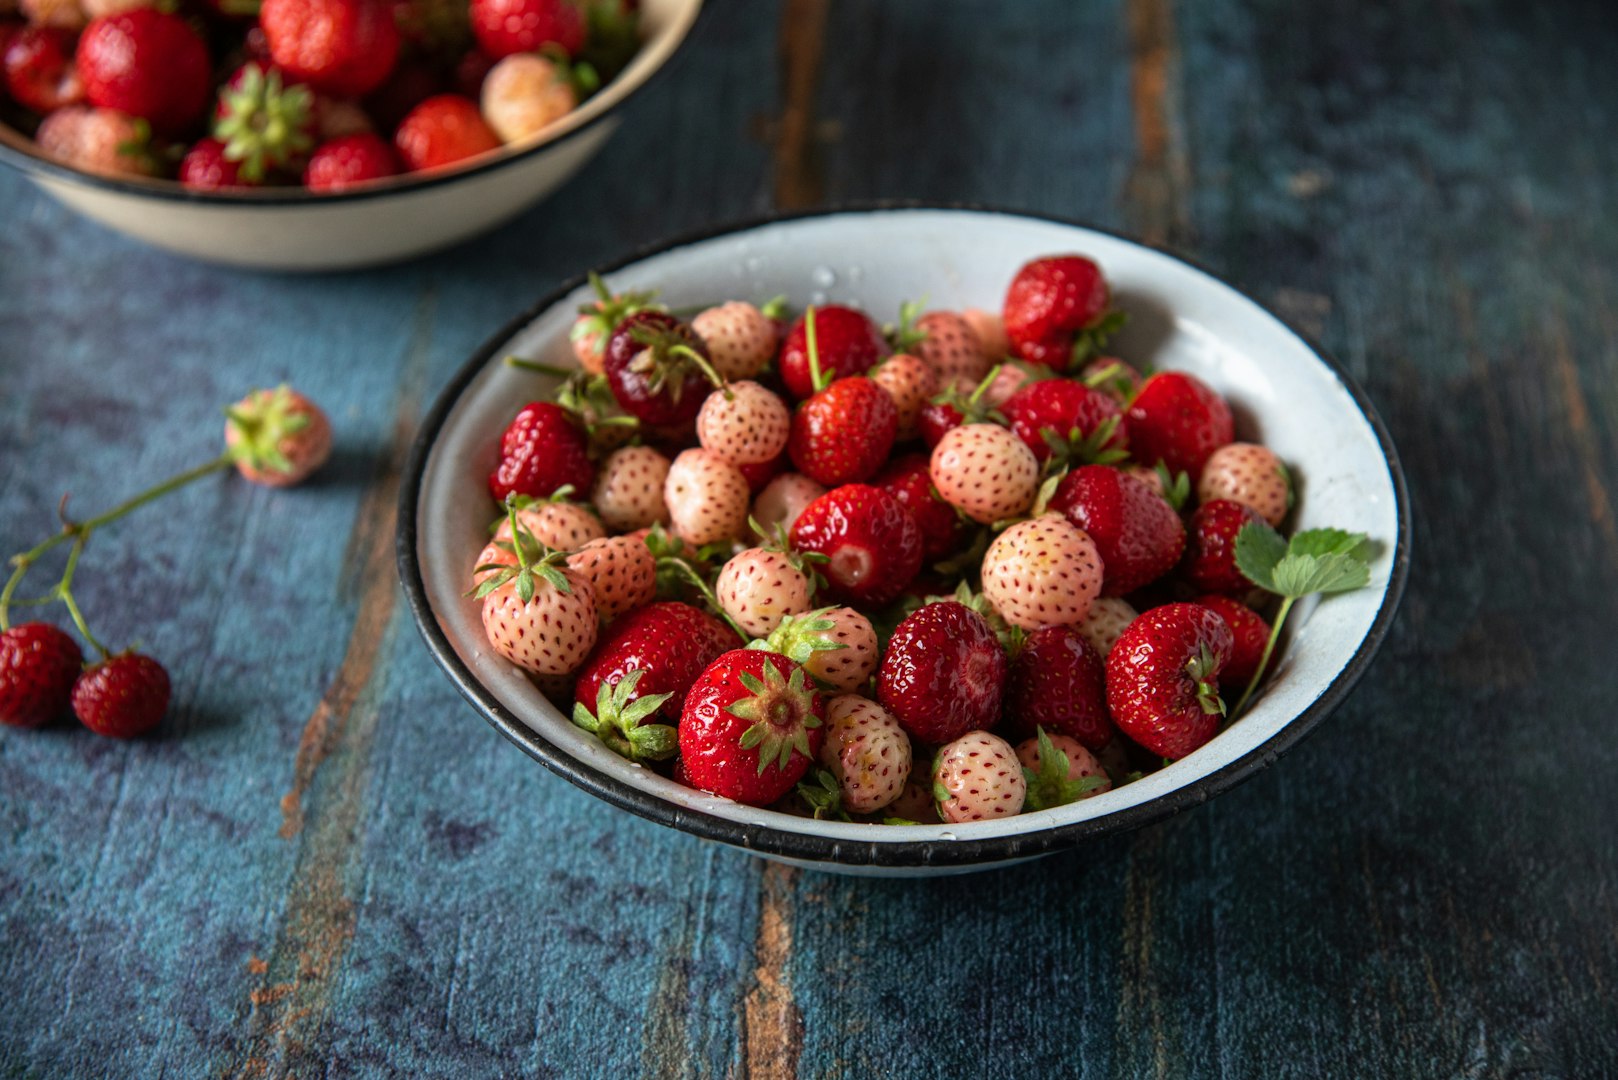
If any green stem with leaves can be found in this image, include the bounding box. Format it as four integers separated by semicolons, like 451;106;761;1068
1229;595;1294;720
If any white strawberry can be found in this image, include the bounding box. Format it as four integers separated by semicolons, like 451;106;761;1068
664;448;750;546
915;311;989;385
566;535;657;623
929;422;1039;524
692;301;778;381
494;500;604;551
933;731;1026;822
982;362;1035;408
1197;442;1291;526
979;514;1102;630
763;605;878;692
481;53;578;144
478;553;599;677
35;106;153;178
696;380;791;466
869;353;938;441
1016;729;1112;811
960;307;1009;361
819;694;912;814
751;472;826;538
591;446;671;533
1073;596;1138;658
887;764;943;824
714;548;813;638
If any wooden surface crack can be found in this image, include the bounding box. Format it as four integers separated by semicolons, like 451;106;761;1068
772;0;831;210
740;863;803;1080
1123;0;1191;246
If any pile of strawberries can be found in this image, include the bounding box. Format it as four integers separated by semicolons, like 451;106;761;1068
0;0;637;189
471;254;1348;825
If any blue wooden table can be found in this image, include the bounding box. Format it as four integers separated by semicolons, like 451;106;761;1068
5;1;1618;1075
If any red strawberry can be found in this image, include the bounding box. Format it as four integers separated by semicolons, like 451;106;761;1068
1181;499;1264;595
696;381;790;467
303;132;398;189
4;26;82;114
877;600;1006;744
979;515;1103;630
1050;465;1185;595
1196;594;1272;688
1197;442;1291;526
1125;371;1234;479
913;311;989;385
790;483;922;607
1001;378;1126;464
179;138;255;191
715;548;813;639
480;554;598;676
778;305;887;400
224;386;333;487
76;10;210;133
929;422;1039;525
573;600;739;728
261;0;399;98
751;472;825;539
32;105;153;177
1105;602;1232;759
787;376;897;487
869;353;937;442
933;731;1025;822
693;301;779;381
603;310;719;427
820;694;911;814
469;0;584;60
1001;626;1113;749
72;653;169;738
873;452;968;562
394;93;500;171
590;445;670;532
571;275;660;375
566;535;656;623
1002;255;1113;369
0;623;83;729
487;401;594;504
679;648;826;806
664;447;749;546
480;53;576;143
212;63;316;182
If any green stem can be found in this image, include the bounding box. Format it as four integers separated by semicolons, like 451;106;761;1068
668;344;728;395
969;363;1003;408
1230;595;1294;720
804;305;826;392
656;556;748;641
506;356;575;378
57;530;109;659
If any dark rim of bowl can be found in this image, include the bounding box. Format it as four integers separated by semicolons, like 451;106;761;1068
395;201;1413;869
0;2;708;207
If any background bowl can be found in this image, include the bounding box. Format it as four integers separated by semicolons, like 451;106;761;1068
398;205;1411;877
0;0;703;272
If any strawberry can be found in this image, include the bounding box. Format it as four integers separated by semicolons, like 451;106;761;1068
737;450;786;494
664;447;749;546
469;0;584;60
480;52;576;143
1017;729;1111;811
751;472;825;539
1181;499;1265;596
1001;626;1112;748
979;515;1102;630
570;668;676;762
917;366;1001;449
873;452;968;562
75;9;209;134
590;445;670;532
1197;443;1291;526
778;305;886;400
932;731;1025;822
789;483;921;607
960;307;1009;360
679;648;825;806
0;623;83;729
33;105;153;177
692;301;778;381
261;0;399;98
180;138;255;190
761;605;877;693
71;653;169;738
477;540;598;676
1125;371;1234;480
877;600;1006;744
566;535;656;622
869;353;937;442
1049;465;1185;596
223;387;333;487
1105;602;1232;759
394;93;500;171
303;132;398;189
1196;594;1272;688
913;310;989;385
1073;595;1137;659
4;26;82;114
929;422;1039;525
212;62;316;182
1079;357;1144;404
787;376;897;487
571;274;660;376
1001;378;1126;465
696;380;790;467
572;600;739;730
819;694;911;814
603;310;721;427
493;496;604;552
1002;255;1117;369
982;362;1040;408
715;548;813;639
487;401;594;504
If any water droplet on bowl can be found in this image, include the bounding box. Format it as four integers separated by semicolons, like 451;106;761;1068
745;255;765;272
938;831;958;841
809;291;828;306
811;266;837;287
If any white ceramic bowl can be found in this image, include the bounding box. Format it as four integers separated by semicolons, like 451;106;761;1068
0;0;703;271
398;206;1411;877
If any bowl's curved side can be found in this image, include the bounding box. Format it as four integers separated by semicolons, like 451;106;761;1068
398;204;1412;873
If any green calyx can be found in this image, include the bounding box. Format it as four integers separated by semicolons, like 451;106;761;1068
728;658;822;775
748;518;830;594
1038;414;1130;472
928;362;1009;426
1066;310;1129;370
1080;359;1136;402
469;496;574;604
752;607;848;668
571;668;677;762
572;271;661;348
554;370;640;445
1185;643;1228;717
795;767;849;821
885;297;929;353
213;66;314;183
224;385;312;476
1022;727;1109;812
626;325;726;402
1154;461;1191;510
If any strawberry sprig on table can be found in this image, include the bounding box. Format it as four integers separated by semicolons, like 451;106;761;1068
468;254;1379;823
0;387;331;738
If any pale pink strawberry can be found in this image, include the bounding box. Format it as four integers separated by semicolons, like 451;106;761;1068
494;501;604;551
751;472;826;538
715;548;813;638
979;515;1102;629
929;422;1040;524
482;567;599;676
693;301;778;381
820;694;912;814
982;362;1036;408
591;446;671;533
764;605;878;692
1197;442;1291;526
888;760;942;823
961;307;1010;360
933;731;1026;822
869;353;938;441
1016;732;1113;805
1123;464;1165;498
566;535;656;622
480;53;577;144
571;323;608;375
664;447;750;546
35;106;153;178
914;311;990;385
696;381;790;466
1073;596;1138;658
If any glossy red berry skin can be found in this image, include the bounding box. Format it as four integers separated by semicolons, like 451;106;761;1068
1001;626;1115;750
72;653;170;738
1001;379;1125;463
1105;603;1232;760
574;601;740;726
789;483;923;608
1197;594;1272;688
873;452;968;562
1181;499;1265;596
1002;255;1111;368
179;138;253;190
487;401;595;504
394;94;501;171
261;0;400;98
679;649;825;807
778;305;887;400
1125;371;1235;480
4;26;82;115
77;10;211;134
877;601;1007;745
469;0;586;60
917;400;964;449
602;311;716;427
304;133;399;190
1050;465;1185;596
0;623;83;729
787;376;898;487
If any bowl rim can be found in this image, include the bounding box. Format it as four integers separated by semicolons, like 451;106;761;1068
0;0;707;207
395;201;1413;869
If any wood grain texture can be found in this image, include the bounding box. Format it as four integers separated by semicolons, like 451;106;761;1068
2;0;1617;1076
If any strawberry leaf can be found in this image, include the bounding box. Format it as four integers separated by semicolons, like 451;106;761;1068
1287;527;1367;560
1269;552;1370;596
1234;520;1289;592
